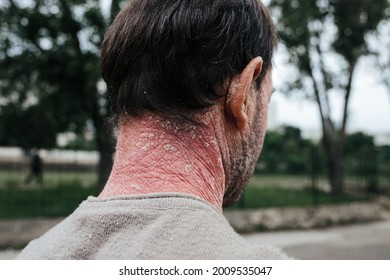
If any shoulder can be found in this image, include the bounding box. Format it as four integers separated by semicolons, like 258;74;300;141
16;194;291;260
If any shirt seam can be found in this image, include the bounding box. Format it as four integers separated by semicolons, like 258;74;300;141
85;193;221;214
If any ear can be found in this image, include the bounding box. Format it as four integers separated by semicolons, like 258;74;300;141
225;57;263;132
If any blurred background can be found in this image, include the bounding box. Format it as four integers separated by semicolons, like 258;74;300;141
0;0;389;259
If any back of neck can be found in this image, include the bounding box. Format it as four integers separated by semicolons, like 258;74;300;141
99;112;226;211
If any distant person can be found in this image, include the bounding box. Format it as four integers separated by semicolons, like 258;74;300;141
17;0;290;259
25;150;43;184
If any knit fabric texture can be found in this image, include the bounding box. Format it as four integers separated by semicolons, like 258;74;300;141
17;193;290;260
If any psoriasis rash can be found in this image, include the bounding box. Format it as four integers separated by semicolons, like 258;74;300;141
130;184;142;191
185;164;192;173
163;144;177;152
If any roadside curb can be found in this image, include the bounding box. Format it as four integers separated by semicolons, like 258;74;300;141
224;202;385;233
0;218;63;250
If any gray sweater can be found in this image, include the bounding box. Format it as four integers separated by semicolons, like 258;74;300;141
17;193;289;259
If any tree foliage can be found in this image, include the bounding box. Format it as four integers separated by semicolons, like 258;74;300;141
369;6;390;100
0;0;125;188
345;132;375;156
270;0;389;194
259;126;312;174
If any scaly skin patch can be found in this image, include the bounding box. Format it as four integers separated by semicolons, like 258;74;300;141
100;70;273;211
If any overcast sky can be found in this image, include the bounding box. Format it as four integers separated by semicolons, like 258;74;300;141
270;53;390;136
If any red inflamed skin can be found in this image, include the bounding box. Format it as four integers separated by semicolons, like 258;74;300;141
100;58;273;212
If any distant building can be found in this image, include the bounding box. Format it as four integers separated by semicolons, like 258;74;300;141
0;147;99;165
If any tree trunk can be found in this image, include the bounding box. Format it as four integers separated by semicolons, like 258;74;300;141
110;0;121;23
90;89;115;193
323;133;345;196
328;149;344;196
93;116;115;193
90;0;124;192
309;58;354;197
96;134;114;193
59;0;115;192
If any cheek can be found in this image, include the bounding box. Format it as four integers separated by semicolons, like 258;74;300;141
256;94;269;134
251;97;269;157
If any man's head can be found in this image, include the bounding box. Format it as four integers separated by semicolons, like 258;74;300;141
101;0;276;118
101;0;277;206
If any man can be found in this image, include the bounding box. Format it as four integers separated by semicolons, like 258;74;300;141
17;0;289;259
25;149;43;184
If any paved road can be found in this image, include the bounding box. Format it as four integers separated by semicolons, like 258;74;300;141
1;221;390;260
0;249;19;260
245;220;390;259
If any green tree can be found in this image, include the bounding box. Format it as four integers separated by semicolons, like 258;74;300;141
260;130;284;172
0;0;124;189
371;15;390;102
260;126;312;174
270;0;389;195
345;132;375;156
344;131;378;192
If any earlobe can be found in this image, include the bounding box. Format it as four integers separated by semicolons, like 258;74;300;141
225;57;263;132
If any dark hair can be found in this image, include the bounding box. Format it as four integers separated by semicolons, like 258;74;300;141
101;0;277;118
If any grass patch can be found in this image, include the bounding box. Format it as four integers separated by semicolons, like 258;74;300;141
226;187;366;210
0;174;369;219
0;171;97;190
0;180;98;219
